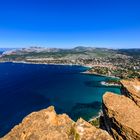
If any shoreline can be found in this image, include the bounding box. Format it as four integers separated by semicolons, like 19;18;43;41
81;70;119;79
0;61;119;79
88;109;103;122
0;60;90;69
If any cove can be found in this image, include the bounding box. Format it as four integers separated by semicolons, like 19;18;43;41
0;62;121;137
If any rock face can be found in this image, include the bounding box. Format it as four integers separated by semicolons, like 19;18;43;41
1;106;113;140
102;92;140;140
121;79;140;108
1;106;73;140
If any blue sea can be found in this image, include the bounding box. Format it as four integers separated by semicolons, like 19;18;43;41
0;62;121;137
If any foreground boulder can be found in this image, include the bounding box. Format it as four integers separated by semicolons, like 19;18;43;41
103;92;140;140
1;106;113;140
121;79;140;107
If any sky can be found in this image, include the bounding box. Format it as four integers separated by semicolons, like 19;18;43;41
0;0;140;48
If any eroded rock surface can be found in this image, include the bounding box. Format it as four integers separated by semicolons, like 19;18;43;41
1;106;73;140
103;92;140;140
1;106;113;140
74;118;113;140
121;79;140;107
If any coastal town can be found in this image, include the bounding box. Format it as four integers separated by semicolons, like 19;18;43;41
82;57;140;79
0;47;140;79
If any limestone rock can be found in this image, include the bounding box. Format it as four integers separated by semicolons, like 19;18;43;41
121;79;140;107
74;118;113;140
103;92;140;140
1;106;113;140
1;106;73;140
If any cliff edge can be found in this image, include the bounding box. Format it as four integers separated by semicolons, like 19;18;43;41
102;92;140;140
102;78;140;140
1;106;113;140
121;78;140;107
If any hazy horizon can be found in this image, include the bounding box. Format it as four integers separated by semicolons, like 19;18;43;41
0;46;140;50
0;0;140;49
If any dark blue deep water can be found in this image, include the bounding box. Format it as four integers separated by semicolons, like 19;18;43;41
0;62;121;137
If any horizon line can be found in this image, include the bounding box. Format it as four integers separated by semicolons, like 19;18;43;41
0;46;140;50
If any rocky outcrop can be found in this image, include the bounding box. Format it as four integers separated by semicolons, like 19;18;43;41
1;106;113;140
102;92;140;140
121;79;140;108
1;106;73;140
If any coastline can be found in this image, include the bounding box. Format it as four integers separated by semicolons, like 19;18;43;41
0;60;90;69
88;109;103;122
81;70;119;79
0;60;119;79
0;60;122;86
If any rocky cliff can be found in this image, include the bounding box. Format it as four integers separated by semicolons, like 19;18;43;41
102;92;140;140
102;78;140;140
1;106;113;140
121;79;140;107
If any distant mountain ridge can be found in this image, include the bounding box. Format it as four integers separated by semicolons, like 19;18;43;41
117;48;140;57
1;46;140;60
0;48;16;52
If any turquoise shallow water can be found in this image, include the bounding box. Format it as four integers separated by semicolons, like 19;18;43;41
0;62;121;137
